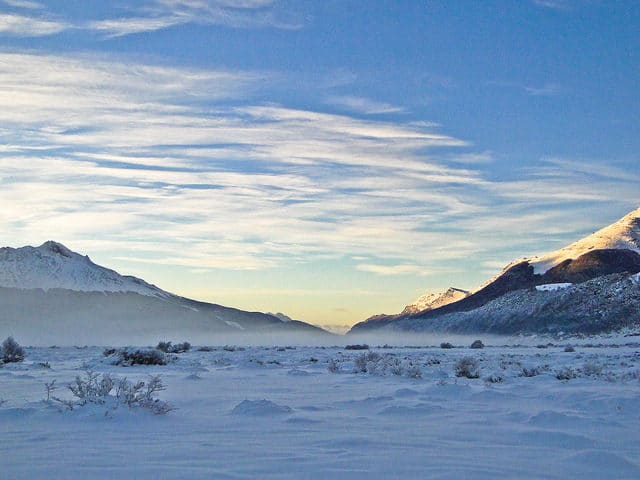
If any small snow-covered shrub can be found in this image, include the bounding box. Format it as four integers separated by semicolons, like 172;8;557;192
353;352;422;378
197;346;214;352
555;367;577;381
470;340;484;349
581;361;603;376
109;348;168;366
520;366;543;377
440;342;454;349
156;341;191;353
405;364;423;379
455;356;480;379
485;373;504;384
345;344;369;350
52;369;173;414
327;358;340;373
1;336;26;364
44;380;57;401
354;351;381;373
564;345;575;353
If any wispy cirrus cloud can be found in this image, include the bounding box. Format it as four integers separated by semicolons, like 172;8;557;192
1;51;637;285
0;0;301;38
87;0;304;37
533;0;571;10
87;16;185;38
524;83;562;96
3;0;43;9
326;95;406;115
489;80;563;97
0;51;489;274
356;264;427;276
0;12;66;35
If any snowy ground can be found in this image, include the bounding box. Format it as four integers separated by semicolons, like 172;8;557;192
2;342;640;479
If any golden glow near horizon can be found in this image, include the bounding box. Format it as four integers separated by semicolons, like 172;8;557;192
1;2;639;327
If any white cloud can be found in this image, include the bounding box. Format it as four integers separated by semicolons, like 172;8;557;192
356;264;427;276
533;0;571;10
0;0;301;38
87;16;184;38
3;0;43;9
87;0;302;37
327;95;406;115
0;13;67;36
524;83;562;96
1;51;637;283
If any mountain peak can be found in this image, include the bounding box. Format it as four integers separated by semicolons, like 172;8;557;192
528;207;640;274
401;286;469;315
38;241;76;258
0;241;169;297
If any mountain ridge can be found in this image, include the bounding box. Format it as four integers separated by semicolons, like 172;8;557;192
0;241;329;344
0;241;170;298
350;207;640;335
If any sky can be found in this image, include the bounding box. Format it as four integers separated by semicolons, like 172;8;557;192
1;0;639;331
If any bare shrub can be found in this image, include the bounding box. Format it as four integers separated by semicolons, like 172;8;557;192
1;336;26;363
345;344;369;350
53;369;173;414
157;341;191;353
405;364;423;379
582;361;603;376
455;356;480;379
354;351;381;373
555;367;577;381
44;380;57;401
485;374;504;384
520;366;543;377
111;348;168;366
327;358;340;373
352;352;421;378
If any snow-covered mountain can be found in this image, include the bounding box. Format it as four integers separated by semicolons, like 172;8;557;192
350;207;640;335
528;207;640;274
0;241;170;297
0;241;329;344
400;287;469;315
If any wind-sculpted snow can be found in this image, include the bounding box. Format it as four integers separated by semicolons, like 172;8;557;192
1;343;640;479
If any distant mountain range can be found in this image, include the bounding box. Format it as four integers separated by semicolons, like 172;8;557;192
350;208;640;335
0;241;329;344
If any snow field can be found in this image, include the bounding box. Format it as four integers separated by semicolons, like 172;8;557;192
1;343;640;479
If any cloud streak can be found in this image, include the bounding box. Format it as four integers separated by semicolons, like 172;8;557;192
0;12;66;35
0;0;302;37
1;51;637;288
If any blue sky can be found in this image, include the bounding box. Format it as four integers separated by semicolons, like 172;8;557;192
1;0;639;330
